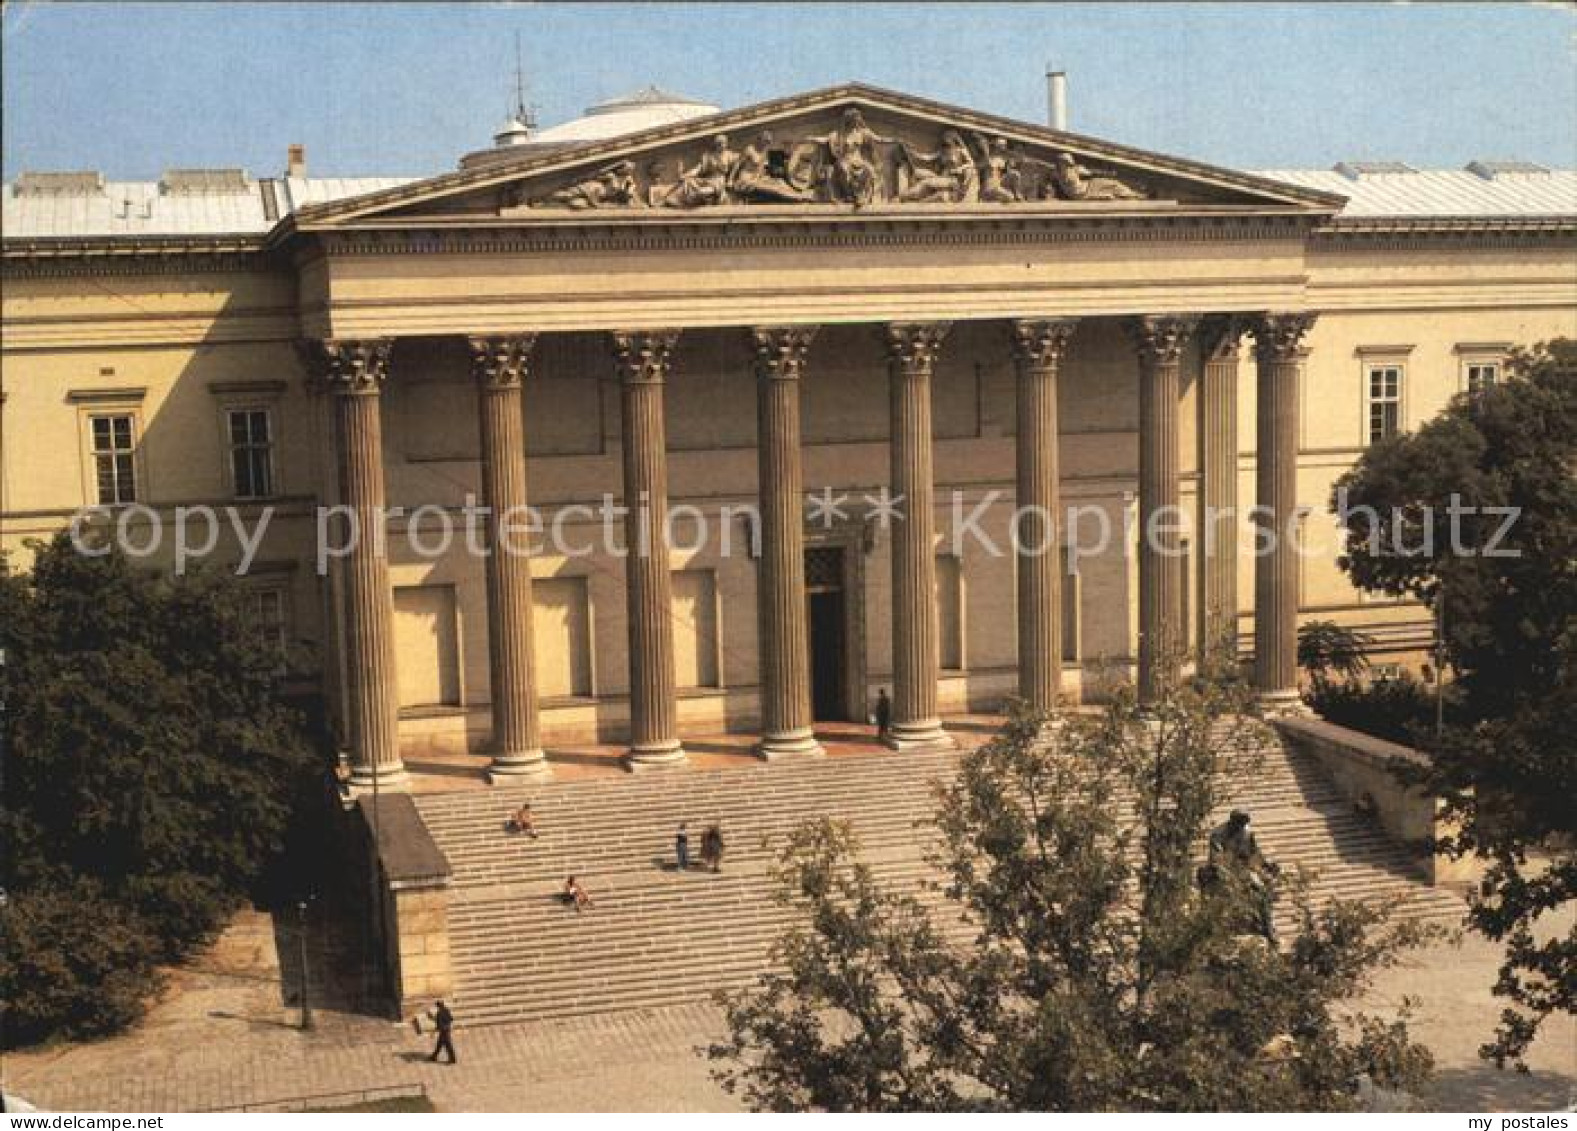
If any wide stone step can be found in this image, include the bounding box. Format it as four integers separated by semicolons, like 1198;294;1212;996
411;723;1460;1029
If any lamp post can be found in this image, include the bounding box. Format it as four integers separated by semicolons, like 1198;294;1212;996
1434;583;1447;740
296;898;315;1031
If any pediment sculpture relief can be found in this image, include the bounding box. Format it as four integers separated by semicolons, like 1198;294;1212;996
517;108;1154;212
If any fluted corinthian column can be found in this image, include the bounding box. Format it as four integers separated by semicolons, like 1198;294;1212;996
302;338;406;791
469;334;549;782
1198;316;1245;662
612;330;687;770
1010;318;1078;712
884;322;954;752
752;327;823;759
1128;315;1199;703
1251;312;1316;708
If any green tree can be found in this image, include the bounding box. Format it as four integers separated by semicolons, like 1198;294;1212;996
1330;339;1577;1066
710;684;1433;1111
1297;620;1374;686
0;533;317;1045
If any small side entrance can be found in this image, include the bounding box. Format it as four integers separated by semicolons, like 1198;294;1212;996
805;546;848;721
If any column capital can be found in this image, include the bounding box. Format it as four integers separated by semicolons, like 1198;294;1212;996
1127;314;1202;367
467;333;538;390
610;329;681;384
883;322;952;376
751;326;819;381
1252;311;1318;363
1198;315;1250;364
298;338;393;396
1009;318;1079;370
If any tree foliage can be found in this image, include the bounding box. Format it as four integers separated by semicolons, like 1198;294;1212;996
1297;620;1374;685
709;683;1433;1111
0;533;317;1046
1330;340;1577;1066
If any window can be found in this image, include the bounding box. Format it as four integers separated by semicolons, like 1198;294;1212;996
1177;537;1192;653
90;413;138;504
935;554;963;671
1060;547;1080;664
228;408;274;499
1464;360;1500;394
1366;365;1402;444
246;587;289;668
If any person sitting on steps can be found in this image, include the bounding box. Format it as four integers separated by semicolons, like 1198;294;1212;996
507;801;538;838
564;875;594;912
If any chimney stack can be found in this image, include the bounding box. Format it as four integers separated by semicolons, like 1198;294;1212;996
286;144;306;179
1046;69;1068;132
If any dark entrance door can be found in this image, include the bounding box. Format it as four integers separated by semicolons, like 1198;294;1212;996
805;547;846;721
809;589;845;720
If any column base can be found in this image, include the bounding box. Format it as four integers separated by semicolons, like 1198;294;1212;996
348;764;411;796
1255;689;1310;717
883;720;957;753
487;749;553;784
755;728;825;760
623;740;688;772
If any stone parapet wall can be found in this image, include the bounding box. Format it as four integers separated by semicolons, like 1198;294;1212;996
361;793;454;1016
1272;715;1482;888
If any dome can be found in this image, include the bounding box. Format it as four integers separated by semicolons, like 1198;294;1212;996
492;116;533;148
459;85;721;170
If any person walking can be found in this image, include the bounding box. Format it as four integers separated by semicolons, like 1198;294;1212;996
874;687;892;742
428;999;457;1064
701;823;725;873
675;822;691;871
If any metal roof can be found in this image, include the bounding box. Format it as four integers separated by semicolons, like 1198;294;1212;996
4;165;1574;240
2;175;417;238
1257;167;1577;218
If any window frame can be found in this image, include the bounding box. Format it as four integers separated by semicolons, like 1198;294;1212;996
1463;361;1499;394
1454;342;1511;397
1364;361;1404;445
225;405;277;501
84;409;141;506
245;584;291;672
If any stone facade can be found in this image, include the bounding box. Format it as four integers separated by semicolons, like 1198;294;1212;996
4;84;1574;786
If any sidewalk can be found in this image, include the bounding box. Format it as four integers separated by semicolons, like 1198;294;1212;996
4;907;1570;1112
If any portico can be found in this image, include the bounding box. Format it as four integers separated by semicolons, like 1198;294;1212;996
283;83;1336;787
300;312;1314;786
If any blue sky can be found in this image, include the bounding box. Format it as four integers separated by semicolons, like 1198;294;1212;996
3;2;1574;180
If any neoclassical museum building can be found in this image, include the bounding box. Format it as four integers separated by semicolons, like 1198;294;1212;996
4;84;1575;790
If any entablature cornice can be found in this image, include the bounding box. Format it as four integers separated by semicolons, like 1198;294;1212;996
1312;215;1577;252
1;236;276;280
307;210;1322;259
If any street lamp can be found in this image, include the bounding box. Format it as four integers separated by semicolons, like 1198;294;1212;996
1434;583;1447;740
296;898;315;1031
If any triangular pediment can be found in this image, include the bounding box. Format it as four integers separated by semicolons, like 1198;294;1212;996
287;83;1344;230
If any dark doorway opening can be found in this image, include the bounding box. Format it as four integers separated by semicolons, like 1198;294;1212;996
805;546;847;721
809;589;845;721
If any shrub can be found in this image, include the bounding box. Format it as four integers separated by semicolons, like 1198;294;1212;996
0;535;319;1046
0;878;163;1048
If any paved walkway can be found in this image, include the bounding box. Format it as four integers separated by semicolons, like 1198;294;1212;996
4;906;1571;1111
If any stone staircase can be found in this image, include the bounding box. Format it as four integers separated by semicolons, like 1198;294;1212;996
413;721;1464;1029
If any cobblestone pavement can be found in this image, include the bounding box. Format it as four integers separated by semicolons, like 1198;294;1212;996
4;903;1572;1112
1;915;737;1113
